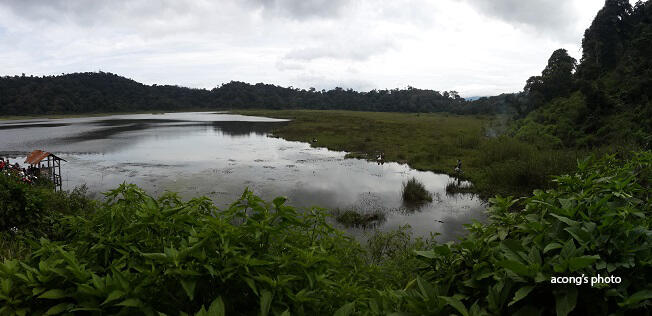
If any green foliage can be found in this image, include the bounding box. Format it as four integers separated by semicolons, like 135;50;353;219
0;173;95;233
516;0;652;147
0;173;49;231
0;152;650;314
365;226;434;287
402;177;433;204
522;49;577;114
237;110;594;198
0;72;506;116
0;185;380;315
445;180;474;195
373;151;652;315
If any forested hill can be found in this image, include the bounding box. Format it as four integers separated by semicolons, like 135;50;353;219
0;72;506;115
513;0;652;148
2;0;651;149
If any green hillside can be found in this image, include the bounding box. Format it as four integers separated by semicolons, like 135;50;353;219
513;0;652;148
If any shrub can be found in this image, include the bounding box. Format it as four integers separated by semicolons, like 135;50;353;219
0;185;380;315
0;173;49;232
373;151;652;315
0;173;95;235
402;177;432;204
1;152;649;315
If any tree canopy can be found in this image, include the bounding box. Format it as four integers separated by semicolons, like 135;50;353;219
0;72;510;116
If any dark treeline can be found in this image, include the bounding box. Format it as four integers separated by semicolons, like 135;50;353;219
0;72;512;116
512;0;652;147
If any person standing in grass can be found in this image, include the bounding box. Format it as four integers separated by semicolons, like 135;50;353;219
455;159;462;174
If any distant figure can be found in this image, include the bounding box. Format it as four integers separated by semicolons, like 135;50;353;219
455;159;462;174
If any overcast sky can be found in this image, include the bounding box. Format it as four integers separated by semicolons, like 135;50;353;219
0;0;618;96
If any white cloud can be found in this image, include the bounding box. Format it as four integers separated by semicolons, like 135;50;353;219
0;0;614;96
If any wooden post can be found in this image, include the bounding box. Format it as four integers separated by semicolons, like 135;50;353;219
57;159;62;192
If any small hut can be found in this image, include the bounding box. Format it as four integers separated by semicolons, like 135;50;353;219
24;150;66;191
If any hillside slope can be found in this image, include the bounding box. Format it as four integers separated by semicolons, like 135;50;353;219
514;0;652;148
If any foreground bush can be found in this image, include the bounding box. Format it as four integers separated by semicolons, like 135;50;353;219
375;151;651;315
0;186;379;315
0;174;94;247
0;151;649;315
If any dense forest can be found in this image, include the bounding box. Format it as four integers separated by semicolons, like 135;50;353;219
513;0;652;148
0;72;504;116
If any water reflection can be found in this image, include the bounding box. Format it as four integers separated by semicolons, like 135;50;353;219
0;112;486;242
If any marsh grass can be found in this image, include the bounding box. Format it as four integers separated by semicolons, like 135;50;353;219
402;177;432;204
334;209;386;228
233;110;608;197
445;180;474;195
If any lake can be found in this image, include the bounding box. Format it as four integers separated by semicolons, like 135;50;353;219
0;112;486;242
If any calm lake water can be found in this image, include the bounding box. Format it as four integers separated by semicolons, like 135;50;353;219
0;112;486;242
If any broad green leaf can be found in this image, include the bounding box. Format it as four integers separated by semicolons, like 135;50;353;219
619;290;652;307
38;289;66;299
508;286;534;306
433;245;452;256
116;298;143;308
550;214;579;227
528;247;542;266
558;198;573;210
559;240;576;259
259;290;272;316
442;296;469;316
554;288;577;316
543;243;563;254
568;255;599;272
564;227;590;244
180;279;197;301
208;296;225;316
333;302;355;316
497;260;532;277
101;290;125;305
142;253;167;261
243;278;258;295
45;303;69;315
417;275;437;300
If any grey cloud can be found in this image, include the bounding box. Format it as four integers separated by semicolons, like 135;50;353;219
284;38;396;62
249;0;350;20
275;60;305;71
0;0;110;25
460;0;577;39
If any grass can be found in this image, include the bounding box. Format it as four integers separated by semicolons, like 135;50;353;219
334;209;386;228
234;109;592;198
445;180;474;195
401;177;432;204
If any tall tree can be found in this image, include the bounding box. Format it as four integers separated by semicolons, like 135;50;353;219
578;0;633;79
522;49;577;113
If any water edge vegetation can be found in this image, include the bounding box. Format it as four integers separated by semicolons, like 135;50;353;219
0;150;649;315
